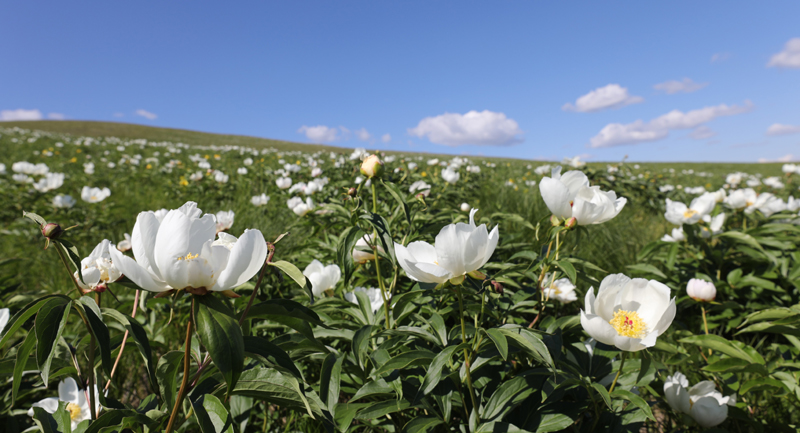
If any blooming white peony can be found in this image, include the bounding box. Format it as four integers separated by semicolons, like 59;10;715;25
109;202;267;293
661;227;685;242
53;194;76;209
345;287;389;313
539;166;626;225
32;172;65;193
441;167;460;184
215;210;235;233
700;213;726;238
276;177;292;189
664;372;735;428
541;273;577;304
75;239;122;292
303;260;341;297
580;274;676;351
664;195;716;225
27;378;100;430
81;186;111;203
251;194;270;207
287;197;315;216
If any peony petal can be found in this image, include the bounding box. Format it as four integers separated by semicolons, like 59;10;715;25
613;335;647;352
303;259;324;278
131;211;162;279
652;297;676;336
690;396;728;428
618;279;671;330
594;274;630;320
462;224;489;274
405;241;438;264
59;377;80;403
479;225;500;269
539;177;573;219
28;397;60;417
580;311;618;346
560;171;590;198
109;248;170;292
413;262;453;283
435;224;466;276
213;229;267;291
154;209;192;288
584;286;596;315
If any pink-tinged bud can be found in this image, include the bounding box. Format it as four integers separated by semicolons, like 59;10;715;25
687;278;716;302
360;154;384;178
42;223;63;239
94;283;108;293
550;215;562;226
347;187;357;197
564;217;577;229
491;280;504;294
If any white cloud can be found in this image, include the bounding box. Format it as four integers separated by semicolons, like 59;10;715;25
562;84;643;113
710;52;731;63
767;38;800;69
0;108;43;121
381;133;391;143
297;125;345;142
689;125;716;140
135;109;157;120
355;128;372;142
653;78;708;94
113;112;125;118
408;110;523;146
766;123;800;136
758;154;797;163
589;101;753;148
47;113;66;120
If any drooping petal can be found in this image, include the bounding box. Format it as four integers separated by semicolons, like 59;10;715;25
213;229;267;291
131;211;162;279
412;262;453;283
690;396;728;428
28;397;60;417
613;335;647;352
539;177;573;219
580;311;618;346
663;373;691;414
109;248;170;292
584;286;597;315
405;241;438;264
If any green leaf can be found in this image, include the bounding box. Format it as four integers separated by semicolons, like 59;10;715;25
35;297;71;385
417;345;461;398
74;297;112;376
31;407;61;433
193;394;235;433
156;351;185;409
679;334;764;364
194;295;245;395
372;350;436;377
53;239;86;285
402;416;445;433
739;378;786;395
102;308;158;394
476;422;532;433
610;389;655;422
352;379;395;401
590;382;612;410
482;376;537;421
360;212;396;263
381;179;411;225
23;210;47;227
13;331;37;404
243;336;303;380
244;299;324;342
268;260;307;290
702;358;755;373
229;368;318;418
483;328;508;361
319;353;344;414
356;399;411;420
1;295;71;349
83;409;154;433
625;263;667;280
354;290;376;325
337;226;363;286
499;327;554;370
533;412;574;433
352;325;374;370
553;260;576;283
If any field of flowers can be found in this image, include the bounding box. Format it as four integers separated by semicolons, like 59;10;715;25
0;123;799;432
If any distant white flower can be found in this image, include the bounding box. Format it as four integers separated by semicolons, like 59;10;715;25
787;196;799;212
664;194;716;225
534;165;551;175
12;161;49;175
53;194;76;209
466;165;481;173
441;167;460;184
659;185;675;193
345;287;389;313
460;202;471;212
562;156;586;168
117;233;132;252
409;180;432;197
541;273;577;304
427;158;440;166
75;239;122;292
287;196;315;216
725;172;745;186
213;171;229;183
664;372;735;428
243;158;253;166
782;163;797;174
215;211;235;233
407;162;418;170
661;227;685;242
750;192;786;217
251;194;270;207
13;173;33;183
303;260;341;297
276;177;292;189
33;173;65;193
237;167;248;175
311;167;323;177
0;163;5;175
27;378;100;430
724;188;757;210
353;234;380;264
349;147;368;161
189;171;203;181
84;162;95;175
81;186;111;203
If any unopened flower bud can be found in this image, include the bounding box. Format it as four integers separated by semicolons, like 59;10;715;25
94;283;108;293
360;154;384;178
564;217;577;229
42;223;63;239
687;278;716;302
550;215;562;226
347;187;357;197
491;280;504;294
460;202;471;212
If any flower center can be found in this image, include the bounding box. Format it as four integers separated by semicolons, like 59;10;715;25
177;252;200;261
67;402;82;420
682;209;697;219
609;309;646;338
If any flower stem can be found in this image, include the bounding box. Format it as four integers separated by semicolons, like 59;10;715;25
165;305;194;433
701;305;709;335
54;243;84;298
105;289;140;391
371;181;391;328
608;352;627;394
528;231;565;328
455;286;480;424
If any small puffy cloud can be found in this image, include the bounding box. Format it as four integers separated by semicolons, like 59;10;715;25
0;108;43;121
381;133;391;143
47;113;66;120
562;84;643;113
766;123;800;136
710;52;731;63
408;110;523;146
758;154;797;163
767;38;800;69
135;109;157;120
653;78;708;94
690;126;716;140
355;128;372;142
297;125;345;142
589;101;753;148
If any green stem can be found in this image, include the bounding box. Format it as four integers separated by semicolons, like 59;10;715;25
701;305;709;335
371;181;391;328
165;303;194;433
528;231;565;328
608;352;627;394
54;244;84;298
456;286;480;424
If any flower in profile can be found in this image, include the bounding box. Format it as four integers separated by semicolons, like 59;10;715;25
53;194;76;209
189;171;203;182
580;274;676;351
287;196;315;216
81;186;111;203
76;240;122;292
345;287;389;313
33;173;65;193
541;273;577;304
661;227;685;242
664;372;735;428
117;233;132;252
353;234;381;264
409;180;431;197
311;167;323;177
215;210;235;233
664;194;716;226
724;188;757;210
395;209;498;284
700;213;726;238
540;166;626;225
243;158;253;166
441;167;460;184
360;154;384;178
303;260;341;297
276;177;292;189
686;278;716;302
109;202;267;293
27;378;100;430
750;192;787;217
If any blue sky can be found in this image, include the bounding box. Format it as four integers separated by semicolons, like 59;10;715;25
1;1;799;162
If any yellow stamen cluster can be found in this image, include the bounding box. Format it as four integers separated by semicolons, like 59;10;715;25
609;309;646;338
177;252;200;261
67;402;82;420
682;209;697;219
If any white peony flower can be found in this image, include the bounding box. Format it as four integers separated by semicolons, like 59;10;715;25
441;167;460;184
580;274;676;352
81;186;111;203
237;167;248;175
215;210;235;233
303;260;341;297
27;378;100;430
460;202;471;212
664;372;735;428
276;177;292;189
541;273;577;304
661;227;685;242
53;194;76;209
750;192;786;217
724;188;757;210
33;173;65;193
75;240;122;292
409;180;431;197
540;166;626;225
287;196;315;216
109;202;267;293
664;195;715;225
700;213;726;238
344;287;389;313
117;233;132;252
353;234;381;264
251;194;270;207
686;278;716;302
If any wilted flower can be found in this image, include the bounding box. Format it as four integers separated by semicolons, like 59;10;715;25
344;287;389;313
215;210;235;233
81;186;111;203
303;260;341;297
395;209;498;284
276;177;292;189
109;202;267;293
28;378;100;430
580;274;676;351
686;278;716;302
53;194;76;209
541;273;577;304
664;372;735;428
